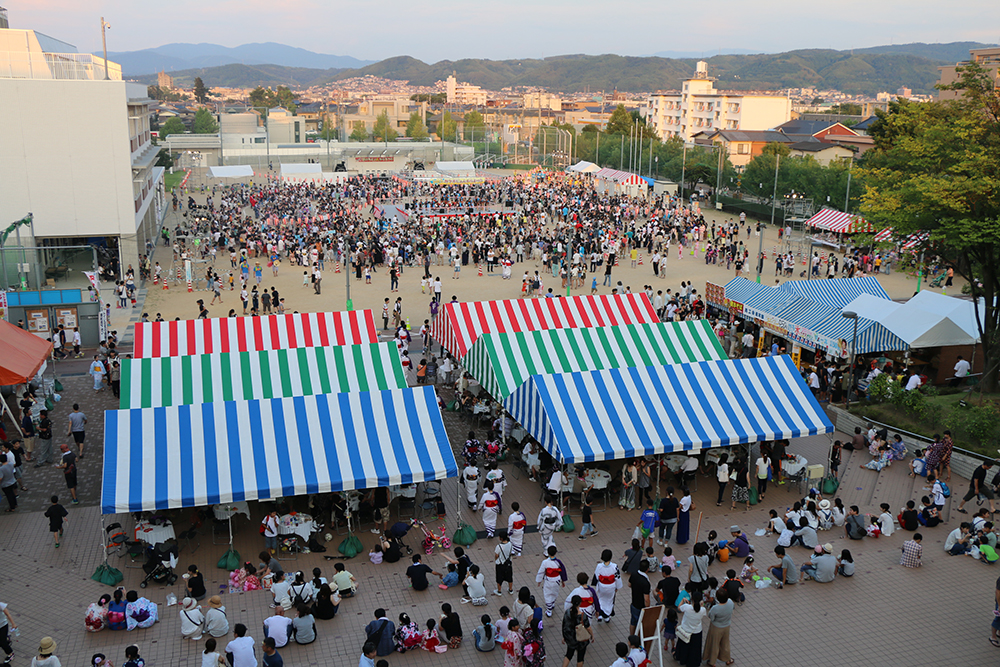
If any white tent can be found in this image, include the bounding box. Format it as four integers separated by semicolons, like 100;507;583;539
209;165;254;178
567;160;600;174
280;163;323;176
434;161;476;173
842;293;977;348
906;291;982;342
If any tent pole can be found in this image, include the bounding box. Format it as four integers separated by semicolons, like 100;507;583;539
655;454;662;505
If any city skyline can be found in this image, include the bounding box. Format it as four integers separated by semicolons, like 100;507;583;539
9;0;999;64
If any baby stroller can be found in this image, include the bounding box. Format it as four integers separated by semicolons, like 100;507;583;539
387;522;415;555
139;541;179;588
413;519;451;555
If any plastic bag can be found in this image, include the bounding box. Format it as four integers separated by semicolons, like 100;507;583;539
755;578;771;589
217;548;241;571
631;526;642;541
561;515;575;533
338;532;363;558
453;523;477;546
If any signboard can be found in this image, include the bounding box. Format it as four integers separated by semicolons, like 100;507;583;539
725;299;744;316
791;344;802;369
355;156;395;163
0;291;7;322
705;281;725;307
55;307;78;330
753;314;850;360
26;308;49;338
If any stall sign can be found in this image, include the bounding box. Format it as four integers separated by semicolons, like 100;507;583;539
705;282;725;307
791;345;802;369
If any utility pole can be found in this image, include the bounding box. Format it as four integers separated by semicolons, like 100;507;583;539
844;156;854;212
759;153;780;284
100;17;111;80
679;144;687;202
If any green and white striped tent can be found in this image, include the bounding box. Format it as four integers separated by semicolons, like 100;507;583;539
463;320;727;400
120;342;407;409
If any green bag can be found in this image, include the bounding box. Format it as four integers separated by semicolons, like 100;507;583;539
45;397;54;411
54;379;63;392
822;475;840;495
91;562;124;586
217;548;241;571
749;487;759;506
560;515;575;533
453;522;477;546
446;400;460;412
338;533;363;558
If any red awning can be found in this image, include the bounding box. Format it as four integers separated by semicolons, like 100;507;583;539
0;320;52;385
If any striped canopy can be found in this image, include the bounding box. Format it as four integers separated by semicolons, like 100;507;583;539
504;356;834;464
777;277;889;308
722;278;797;319
120;343;406;409
808;309;909;355
596;168;646;185
805;207;872;233
464;321;727;400
432;293;659;359
101;386;456;514
133;311;379;358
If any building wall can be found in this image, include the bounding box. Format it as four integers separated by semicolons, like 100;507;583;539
789;145;854;167
647;83;790;142
0;78;135;243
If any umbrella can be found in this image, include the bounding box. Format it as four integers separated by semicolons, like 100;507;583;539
91;518;124;586
216;508;240;570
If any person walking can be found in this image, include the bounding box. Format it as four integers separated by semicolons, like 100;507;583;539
312;266;322;294
0;457;16;513
31;637;60;667
66;404;87;459
34;409;54;466
560;596;593;667
44;495;68;548
702;588;734;665
0;600;18;664
56;444;79;505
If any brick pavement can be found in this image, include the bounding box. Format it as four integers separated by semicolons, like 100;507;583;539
1;374;998;667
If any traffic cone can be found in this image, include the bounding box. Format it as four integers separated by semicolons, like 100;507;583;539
187;279;193;293
335;262;341;273
162;279;168;290
638;253;644;265
153;275;158;285
478;266;483;277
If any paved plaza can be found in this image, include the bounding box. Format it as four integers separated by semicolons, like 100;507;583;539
0;195;989;667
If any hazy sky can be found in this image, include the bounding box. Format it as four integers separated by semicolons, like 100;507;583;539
10;0;1000;62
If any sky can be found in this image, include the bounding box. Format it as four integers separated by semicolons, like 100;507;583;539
9;0;1000;62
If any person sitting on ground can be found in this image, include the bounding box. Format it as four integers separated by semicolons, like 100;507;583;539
898;501;919;531
919;496;942;528
179;597;205;640
944;522;973;556
844;506;866;540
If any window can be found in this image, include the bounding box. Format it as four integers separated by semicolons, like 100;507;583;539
738;143;749;154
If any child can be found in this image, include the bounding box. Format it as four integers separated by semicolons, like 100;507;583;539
421;618;444;652
865;515;882;538
579;495;596;540
675;582;694;607
365;267;372;284
202;637;224;667
830;440;842;479
838;549;855;577
702;577;718;605
369;543;383;565
739;557;758;581
591;277;598;295
645;547;659;573
302;270;309;287
706;530;719;562
611;642;631;667
494;606;511;642
441;563;459;588
661;546;678;571
765;509;783;536
722;569;745;605
421;276;428;293
662;608;678;653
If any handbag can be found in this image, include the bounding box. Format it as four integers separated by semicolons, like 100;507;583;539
575;622;590;643
749;488;759;505
675;626;692;643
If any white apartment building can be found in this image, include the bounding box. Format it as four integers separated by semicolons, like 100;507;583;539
445;74;487;106
0;20;163;280
645;61;791;143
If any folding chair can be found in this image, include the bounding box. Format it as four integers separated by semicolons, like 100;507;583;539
416;483;442;521
105;522;128;557
122;539;147;569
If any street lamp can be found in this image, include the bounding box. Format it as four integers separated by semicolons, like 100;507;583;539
841;310;859;408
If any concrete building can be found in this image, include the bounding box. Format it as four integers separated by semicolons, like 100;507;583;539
157;69;173;89
938;46;1000;101
340;97;426;137
265;107;304;144
445;74;487;106
691;130;792;169
645;61;791;143
0;21;163;285
523;92;562;111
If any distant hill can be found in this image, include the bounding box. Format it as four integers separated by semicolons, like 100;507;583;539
134;63;337;89
324;48;955;94
105;42;372;76
851;41;992;64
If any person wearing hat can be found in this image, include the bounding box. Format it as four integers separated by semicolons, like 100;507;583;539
31;637;59;667
817;499;834;530
179;597;205;640
723;526;751;559
799;544;838;583
204;596;230;638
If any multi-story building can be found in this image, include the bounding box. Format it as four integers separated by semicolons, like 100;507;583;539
445;74;487;106
645;61;791;143
157;69;174;90
938;46;1000;101
340;97;427;137
0;18;163;283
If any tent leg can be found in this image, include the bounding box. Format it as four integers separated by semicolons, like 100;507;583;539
1;398;24;438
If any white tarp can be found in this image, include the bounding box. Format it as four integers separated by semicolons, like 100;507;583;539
906;291;983;342
280;163;323;175
842;294;977;348
568;160;600;173
435;161;476;172
209;165;254;178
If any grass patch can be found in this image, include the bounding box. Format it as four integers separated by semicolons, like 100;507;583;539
164;170;185;192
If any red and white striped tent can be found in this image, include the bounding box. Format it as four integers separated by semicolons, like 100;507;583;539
804;207;874;233
432;293;660;359
133;311;379;358
871;228;929;248
595;168;645;185
874;228;893;242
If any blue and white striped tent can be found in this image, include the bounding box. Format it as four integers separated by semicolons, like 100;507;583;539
504;356;834;464
101;385;456;514
809;309;909;355
777;277;890;308
773;297;837;331
722;278;798;319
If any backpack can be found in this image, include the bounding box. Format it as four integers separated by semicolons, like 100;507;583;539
937;481;951;498
259;518;268;535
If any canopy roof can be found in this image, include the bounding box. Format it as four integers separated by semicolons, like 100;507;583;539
722;278;798;319
279;163;322;175
595;168;646;185
435;161;476;172
778;277;890;308
504;356;833;464
432;293;659;359
102;385;456;514
120;342;406;409
0;320;51;385
906;290;982;341
842;294;977;348
567;160;600;174
209;165;254;178
133;311;378;358
804;207;872;233
464;321;727;400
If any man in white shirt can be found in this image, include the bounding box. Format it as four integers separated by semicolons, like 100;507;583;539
905;371;922;391
952;356;971;387
262;607;293;648
226;624;258;667
808;370;820;395
741;332;755;358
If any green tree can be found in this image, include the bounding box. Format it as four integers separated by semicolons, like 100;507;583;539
274;86;297;113
463;110;485;140
438;111;457;141
155;148;175;169
193;77;208;104
192;108;219;134
411;93;446;104
761;141;791;157
829;103;862;115
372;110;398;142
405;112;429;139
861;62;1000;390
604;105;634;135
349;122;370;141
159;116;186;138
318;117;337;141
248;86;274;110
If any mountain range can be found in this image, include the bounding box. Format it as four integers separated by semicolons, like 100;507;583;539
125;42;996;95
107;42;371;75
